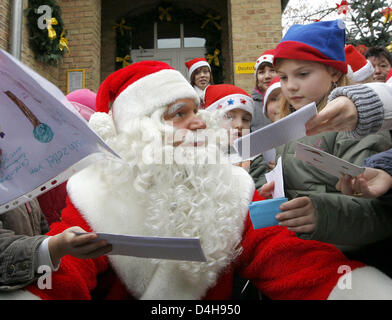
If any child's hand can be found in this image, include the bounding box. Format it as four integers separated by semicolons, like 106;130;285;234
336;168;392;198
49;226;112;267
305;96;357;136
275;197;316;233
258;181;274;199
268;161;276;170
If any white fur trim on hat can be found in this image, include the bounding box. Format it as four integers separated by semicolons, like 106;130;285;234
205;94;254;117
263;82;281;116
188;61;211;81
112;69;200;132
254;54;274;76
348;60;375;82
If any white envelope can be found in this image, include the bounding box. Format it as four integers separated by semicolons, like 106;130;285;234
295;142;365;178
233;102;317;159
75;232;207;262
265;157;285;199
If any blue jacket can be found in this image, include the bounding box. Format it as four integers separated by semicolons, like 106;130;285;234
364;148;392;176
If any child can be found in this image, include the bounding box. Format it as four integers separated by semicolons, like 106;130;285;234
251;49;277;131
249;20;392;253
185;58;213;109
204;84;254;170
345;45;374;84
263;75;282;123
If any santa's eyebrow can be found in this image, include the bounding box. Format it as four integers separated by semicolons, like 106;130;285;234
167;102;185;115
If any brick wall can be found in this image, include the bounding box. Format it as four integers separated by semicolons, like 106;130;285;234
230;0;282;94
21;0;59;87
0;1;10;51
58;0;101;94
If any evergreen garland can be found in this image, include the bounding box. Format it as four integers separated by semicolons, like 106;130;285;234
114;2;223;83
346;0;392;47
25;0;68;65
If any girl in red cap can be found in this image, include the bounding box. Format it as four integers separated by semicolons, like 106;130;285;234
185;58;213;109
250;20;392;278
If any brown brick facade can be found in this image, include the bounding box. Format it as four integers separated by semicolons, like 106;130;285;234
230;0;282;93
2;0;282;95
0;1;11;51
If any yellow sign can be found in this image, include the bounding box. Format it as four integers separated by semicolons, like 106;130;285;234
235;62;255;74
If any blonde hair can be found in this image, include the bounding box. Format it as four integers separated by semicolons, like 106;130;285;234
274;60;352;118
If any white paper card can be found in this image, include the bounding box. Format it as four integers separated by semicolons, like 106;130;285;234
295;142;365;178
265;157;285;198
0;48;120;214
233;102;317;159
76;232;207;262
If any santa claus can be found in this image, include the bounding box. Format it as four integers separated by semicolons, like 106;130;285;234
3;61;392;300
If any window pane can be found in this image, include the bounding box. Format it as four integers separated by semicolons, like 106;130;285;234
131;23;154;50
184;22;205;48
157;22;180;49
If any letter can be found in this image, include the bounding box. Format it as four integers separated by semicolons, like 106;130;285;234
195;305;203;315
178;307;185;318
37;5;52;30
151;307;157;315
337;265;352;290
37;265;52;289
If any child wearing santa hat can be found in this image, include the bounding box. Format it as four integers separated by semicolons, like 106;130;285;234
251;49;277;131
204;83;254;170
185;57;212;109
250;20;392;279
345;44;375;83
263;75;282;123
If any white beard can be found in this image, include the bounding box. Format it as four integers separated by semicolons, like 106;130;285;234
68;109;254;299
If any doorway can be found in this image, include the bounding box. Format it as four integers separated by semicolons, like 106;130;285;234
130;21;206;78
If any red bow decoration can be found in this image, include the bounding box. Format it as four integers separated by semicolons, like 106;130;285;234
336;1;349;15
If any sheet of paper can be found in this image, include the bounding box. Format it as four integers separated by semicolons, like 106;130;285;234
233;102;317;159
0;49;120;213
76;232;207;262
295;142;365;178
265;157;285;198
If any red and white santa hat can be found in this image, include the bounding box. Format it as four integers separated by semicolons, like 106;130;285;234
185;57;211;81
263;76;281;116
345;45;374;82
387;68;392;84
96;60;199;131
204;84;254;117
254;49;275;76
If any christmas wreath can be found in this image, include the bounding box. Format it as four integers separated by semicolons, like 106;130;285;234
25;0;69;65
113;2;223;83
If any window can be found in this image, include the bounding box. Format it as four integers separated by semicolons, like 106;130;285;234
131;22;205;50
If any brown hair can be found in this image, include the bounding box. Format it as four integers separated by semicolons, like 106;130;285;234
273;60;352;118
190;66;213;87
255;62;274;91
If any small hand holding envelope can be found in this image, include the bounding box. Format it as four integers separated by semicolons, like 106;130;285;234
249;157;288;230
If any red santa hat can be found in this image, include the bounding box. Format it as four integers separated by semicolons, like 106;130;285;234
345;45;374;82
254;49;275;76
387;68;392;84
204;84;254;117
95;60;199;131
263;76;281;116
185;58;211;81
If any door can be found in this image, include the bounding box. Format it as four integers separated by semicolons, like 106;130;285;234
131;22;206;78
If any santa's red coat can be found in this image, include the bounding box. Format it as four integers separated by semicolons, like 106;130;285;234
26;191;364;300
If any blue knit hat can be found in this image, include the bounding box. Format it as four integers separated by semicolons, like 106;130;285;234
274;20;347;74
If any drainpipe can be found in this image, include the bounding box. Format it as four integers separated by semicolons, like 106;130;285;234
10;0;24;60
